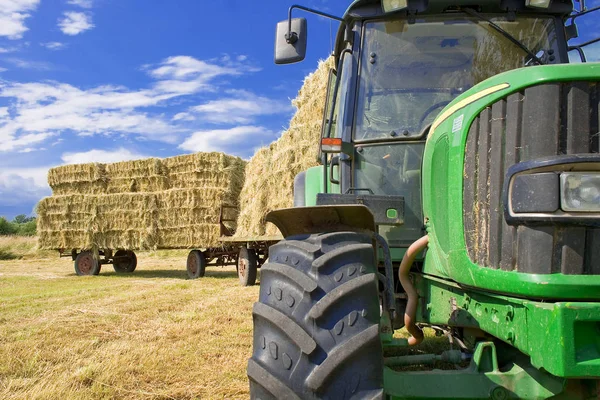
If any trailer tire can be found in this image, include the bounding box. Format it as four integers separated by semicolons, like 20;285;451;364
74;250;101;276
248;231;384;399
238;247;257;286
187;250;206;279
113;250;137;273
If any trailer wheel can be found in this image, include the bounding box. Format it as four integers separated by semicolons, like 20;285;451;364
238;247;257;286
74;250;100;276
248;232;383;399
113;250;137;273
187;250;206;279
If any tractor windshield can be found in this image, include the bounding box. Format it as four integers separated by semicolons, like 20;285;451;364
355;15;558;140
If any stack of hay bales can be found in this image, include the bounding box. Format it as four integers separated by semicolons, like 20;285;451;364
37;153;245;251
235;57;334;237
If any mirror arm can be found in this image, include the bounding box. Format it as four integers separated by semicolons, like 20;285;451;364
287;5;344;44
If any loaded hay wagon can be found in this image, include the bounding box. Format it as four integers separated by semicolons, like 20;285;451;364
36;55;335;286
36;152;279;286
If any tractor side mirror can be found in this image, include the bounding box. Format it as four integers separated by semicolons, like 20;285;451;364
274;18;307;64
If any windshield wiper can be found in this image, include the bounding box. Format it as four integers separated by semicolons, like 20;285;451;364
462;7;544;65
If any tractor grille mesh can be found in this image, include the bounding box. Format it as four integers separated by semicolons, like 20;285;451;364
463;82;600;274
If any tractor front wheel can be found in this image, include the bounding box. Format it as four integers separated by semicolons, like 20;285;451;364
248;231;384;399
113;250;137;273
74;250;100;276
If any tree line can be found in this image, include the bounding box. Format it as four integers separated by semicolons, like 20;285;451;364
0;215;37;236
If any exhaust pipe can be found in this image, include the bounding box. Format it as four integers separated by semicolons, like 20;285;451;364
398;235;429;345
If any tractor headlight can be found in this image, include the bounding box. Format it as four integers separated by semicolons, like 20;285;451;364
560;173;600;212
503;155;600;227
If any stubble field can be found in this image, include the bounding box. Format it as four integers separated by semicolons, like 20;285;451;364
0;237;257;400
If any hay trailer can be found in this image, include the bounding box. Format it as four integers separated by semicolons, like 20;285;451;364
64;204;281;286
185;205;281;286
63;248;137;276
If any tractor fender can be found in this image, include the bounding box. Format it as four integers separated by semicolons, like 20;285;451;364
266;205;376;238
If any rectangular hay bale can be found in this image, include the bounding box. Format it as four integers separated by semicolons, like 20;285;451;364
38;151;245;251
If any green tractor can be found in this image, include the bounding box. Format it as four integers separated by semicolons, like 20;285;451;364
247;0;600;398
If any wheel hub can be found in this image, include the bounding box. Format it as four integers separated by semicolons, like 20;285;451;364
188;256;198;275
79;254;93;274
239;259;247;277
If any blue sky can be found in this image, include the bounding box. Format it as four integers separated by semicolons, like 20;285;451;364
0;0;598;219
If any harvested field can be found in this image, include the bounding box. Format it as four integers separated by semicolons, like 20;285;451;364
235;57;334;238
38;152;245;251
0;247;257;400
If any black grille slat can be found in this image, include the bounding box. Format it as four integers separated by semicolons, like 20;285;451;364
560;227;586;275
499;93;523;271
488;100;506;269
476;108;492;265
585;230;600;274
566;82;590;153
463;119;479;256
517;84;560;274
585;83;600;274
464;82;600;275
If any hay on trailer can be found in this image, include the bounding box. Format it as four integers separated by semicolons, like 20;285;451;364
37;152;246;251
235;57;334;237
48;163;107;195
104;158;170;193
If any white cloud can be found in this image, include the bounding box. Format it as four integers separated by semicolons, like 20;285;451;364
67;0;93;7
0;166;52;207
0;132;55;152
59;12;94;35
0;55;263;152
6;58;53;70
190;89;291;124
172;112;195;121
0;0;40;39
179;126;275;155
41;42;66;50
62;147;150;164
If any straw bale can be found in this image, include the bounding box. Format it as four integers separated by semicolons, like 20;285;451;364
235;57;334;237
105;158;167;179
106;176;170;193
48;163;107;195
38;152;245;251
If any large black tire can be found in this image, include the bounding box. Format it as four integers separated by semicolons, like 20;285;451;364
113;250;137;273
187;250;206;279
248;231;383;399
238;247;258;286
74;251;101;276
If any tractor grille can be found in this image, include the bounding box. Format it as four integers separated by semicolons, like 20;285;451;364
463;82;600;274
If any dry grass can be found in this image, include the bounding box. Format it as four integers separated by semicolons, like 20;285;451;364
0;236;55;260
0;252;258;399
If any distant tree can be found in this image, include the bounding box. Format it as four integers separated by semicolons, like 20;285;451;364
13;214;30;224
16;219;37;236
0;217;17;235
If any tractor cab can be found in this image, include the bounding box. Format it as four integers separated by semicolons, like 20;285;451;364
279;0;591;257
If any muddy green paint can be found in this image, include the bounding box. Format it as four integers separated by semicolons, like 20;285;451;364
422;63;600;300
